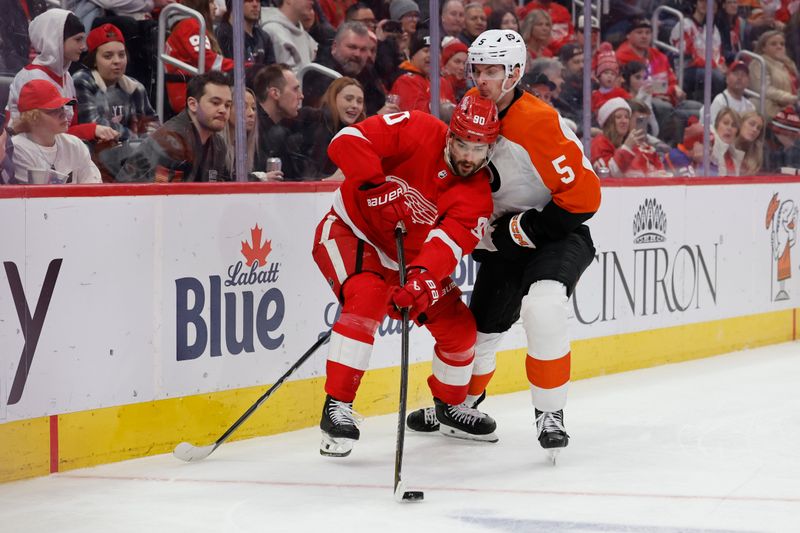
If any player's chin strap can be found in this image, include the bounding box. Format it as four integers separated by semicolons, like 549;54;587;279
496;73;521;103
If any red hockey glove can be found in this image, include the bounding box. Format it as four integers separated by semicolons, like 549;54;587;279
390;269;441;320
359;180;409;229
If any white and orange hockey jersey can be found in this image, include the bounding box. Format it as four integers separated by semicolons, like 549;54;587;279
327;111;493;282
476;89;601;250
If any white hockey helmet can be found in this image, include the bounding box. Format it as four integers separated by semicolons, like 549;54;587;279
467;29;527;96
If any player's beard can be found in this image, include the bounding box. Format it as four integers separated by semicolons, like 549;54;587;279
453;158;477;177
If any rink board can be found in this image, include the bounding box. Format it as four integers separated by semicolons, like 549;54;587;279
1;178;800;482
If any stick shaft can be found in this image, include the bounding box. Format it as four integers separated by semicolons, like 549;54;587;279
394;226;409;492
213;331;332;448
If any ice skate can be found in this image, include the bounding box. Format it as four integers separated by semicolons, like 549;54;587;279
320;395;363;457
406;391;488;433
434;395;498;442
535;408;568;464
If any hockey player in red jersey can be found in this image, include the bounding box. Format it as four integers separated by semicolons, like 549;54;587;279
407;30;601;462
312;94;500;457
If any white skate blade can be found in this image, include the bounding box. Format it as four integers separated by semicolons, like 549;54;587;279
545;448;561;465
393;480;424;503
173;442;216;462
320;432;356;457
438;425;499;443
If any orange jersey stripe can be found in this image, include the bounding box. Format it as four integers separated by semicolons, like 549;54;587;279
468;370;495;396
525;352;571;389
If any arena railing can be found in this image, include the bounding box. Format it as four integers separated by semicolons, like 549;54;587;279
735;50;767;117
571;0;603;33
156;3;206;122
651;6;686;92
297;63;342;88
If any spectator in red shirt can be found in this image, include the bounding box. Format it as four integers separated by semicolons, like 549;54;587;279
617;17;701;146
389;33;456;113
591;97;663;177
165;0;235;114
441;37;469;101
591;43;630;114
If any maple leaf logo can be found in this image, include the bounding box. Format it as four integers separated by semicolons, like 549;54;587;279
241;224;272;267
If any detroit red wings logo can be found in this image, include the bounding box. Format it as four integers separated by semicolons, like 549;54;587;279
387;175;438;225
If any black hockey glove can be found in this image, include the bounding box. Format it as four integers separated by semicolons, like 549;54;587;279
491;211;538;260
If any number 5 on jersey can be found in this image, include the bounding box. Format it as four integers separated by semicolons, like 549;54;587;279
552;155;575;184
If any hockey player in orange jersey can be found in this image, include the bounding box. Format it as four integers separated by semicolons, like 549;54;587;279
312;95;501;457
407;30;601;462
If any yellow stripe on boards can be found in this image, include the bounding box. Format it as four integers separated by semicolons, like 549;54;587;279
0;309;795;482
0;417;50;482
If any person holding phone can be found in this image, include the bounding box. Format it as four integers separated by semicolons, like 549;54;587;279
590;97;666;177
373;0;419;91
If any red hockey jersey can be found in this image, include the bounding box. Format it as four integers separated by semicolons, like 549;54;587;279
327;111;493;282
165;18;235;113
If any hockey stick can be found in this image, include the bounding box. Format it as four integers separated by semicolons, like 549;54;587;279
393;221;424;502
173;330;332;462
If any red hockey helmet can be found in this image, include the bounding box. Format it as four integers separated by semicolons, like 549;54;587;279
448;94;500;145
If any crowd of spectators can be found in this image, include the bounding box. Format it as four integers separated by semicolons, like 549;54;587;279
2;0;800;184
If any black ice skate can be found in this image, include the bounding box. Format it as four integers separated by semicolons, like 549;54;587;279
406;391;488;433
320;395;363;457
434;395;498;442
535;408;569;464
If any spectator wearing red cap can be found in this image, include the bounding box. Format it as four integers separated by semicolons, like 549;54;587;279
388;33;456;113
10;80;101;184
74;24;158;143
5;9;120;144
708;59;755;125
441;37;469;101
590;43;631;115
590;97;663;177
764;105;800;172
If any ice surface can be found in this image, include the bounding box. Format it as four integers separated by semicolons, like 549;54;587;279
2;342;799;532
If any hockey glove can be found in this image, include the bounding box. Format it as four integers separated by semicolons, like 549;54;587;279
491;211;537;260
359;180;408;229
390;268;441;321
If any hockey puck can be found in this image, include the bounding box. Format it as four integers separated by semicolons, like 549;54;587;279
401;490;424;502
394;480;424;503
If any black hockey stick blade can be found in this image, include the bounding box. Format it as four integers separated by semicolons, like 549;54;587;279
173;330;332;462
